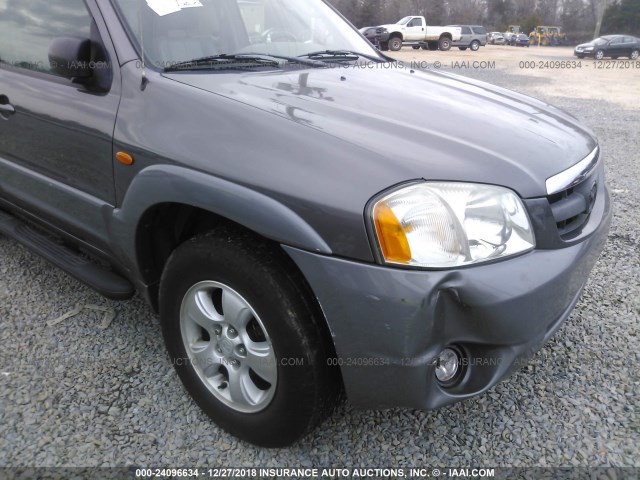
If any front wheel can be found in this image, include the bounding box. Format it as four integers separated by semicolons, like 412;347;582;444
458;47;467;51
159;230;339;447
379;41;389;51
630;49;639;60
470;40;481;51
577;55;584;59
595;50;604;60
388;37;403;51
439;37;452;51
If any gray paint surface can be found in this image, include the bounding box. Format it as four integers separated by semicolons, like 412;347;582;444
0;0;611;409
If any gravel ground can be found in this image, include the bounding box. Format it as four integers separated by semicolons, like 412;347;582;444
1;48;638;469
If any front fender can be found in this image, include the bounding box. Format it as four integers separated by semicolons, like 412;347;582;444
107;164;332;282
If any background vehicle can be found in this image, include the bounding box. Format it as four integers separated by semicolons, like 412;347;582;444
503;32;515;44
530;26;569;46
376;16;462;51
489;32;506;45
449;25;488;51
359;26;379;47
507;25;522;34
511;34;531;47
575;35;640;59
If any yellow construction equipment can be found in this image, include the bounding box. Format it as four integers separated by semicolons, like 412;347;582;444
529;26;568;46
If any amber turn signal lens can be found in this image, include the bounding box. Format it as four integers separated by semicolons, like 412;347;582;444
116;151;134;166
373;202;412;264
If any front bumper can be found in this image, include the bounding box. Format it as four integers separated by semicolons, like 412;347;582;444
575;48;594;57
283;187;611;410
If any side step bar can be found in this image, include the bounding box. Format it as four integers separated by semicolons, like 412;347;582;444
0;209;134;300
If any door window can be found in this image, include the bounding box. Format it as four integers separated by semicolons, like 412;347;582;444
0;0;93;77
461;27;472;35
407;18;423;28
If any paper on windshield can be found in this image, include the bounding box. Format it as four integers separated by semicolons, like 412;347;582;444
177;0;204;8
146;0;203;17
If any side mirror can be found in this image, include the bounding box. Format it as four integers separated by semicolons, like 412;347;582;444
48;37;92;79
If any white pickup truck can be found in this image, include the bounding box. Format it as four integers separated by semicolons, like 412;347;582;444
376;16;462;51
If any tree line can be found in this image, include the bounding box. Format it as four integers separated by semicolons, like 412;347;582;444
328;0;640;42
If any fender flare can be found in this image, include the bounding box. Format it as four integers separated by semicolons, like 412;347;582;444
108;165;332;280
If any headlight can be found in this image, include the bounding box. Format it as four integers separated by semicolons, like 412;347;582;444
370;182;535;268
584;47;594;51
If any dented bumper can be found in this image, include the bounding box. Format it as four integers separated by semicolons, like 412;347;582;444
283;187;611;410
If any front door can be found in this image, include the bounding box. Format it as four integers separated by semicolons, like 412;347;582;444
405;17;425;42
607;37;625;57
0;0;121;244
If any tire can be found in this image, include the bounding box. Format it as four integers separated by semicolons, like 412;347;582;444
577;55;584;59
630;50;639;60
412;45;420;50
379;41;389;51
389;36;403;51
595;50;604;60
439;36;452;51
470;40;480;51
458;47;467;51
159;229;339;447
427;42;439;51
612;56;618;60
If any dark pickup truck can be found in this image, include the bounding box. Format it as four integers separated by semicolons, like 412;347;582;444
0;0;611;447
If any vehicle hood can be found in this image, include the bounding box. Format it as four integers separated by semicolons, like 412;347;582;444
576;41;597;48
378;23;403;31
164;65;597;199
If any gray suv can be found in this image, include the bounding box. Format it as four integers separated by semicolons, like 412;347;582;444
450;25;489;51
0;0;611;447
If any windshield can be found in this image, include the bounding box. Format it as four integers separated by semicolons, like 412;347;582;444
397;17;411;25
593;37;612;45
112;0;381;70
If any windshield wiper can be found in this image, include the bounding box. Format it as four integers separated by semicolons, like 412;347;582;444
164;53;325;72
242;53;327;68
299;50;383;63
164;54;280;72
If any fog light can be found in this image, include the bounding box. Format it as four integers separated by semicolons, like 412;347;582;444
435;348;461;384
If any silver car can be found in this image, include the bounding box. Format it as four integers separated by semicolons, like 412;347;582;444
489;32;506;45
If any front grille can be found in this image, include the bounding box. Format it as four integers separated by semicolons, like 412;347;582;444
547;174;599;239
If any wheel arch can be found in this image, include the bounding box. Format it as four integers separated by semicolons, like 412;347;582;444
110;165;332;298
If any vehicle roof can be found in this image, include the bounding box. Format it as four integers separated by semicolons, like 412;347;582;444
599;34;636;39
